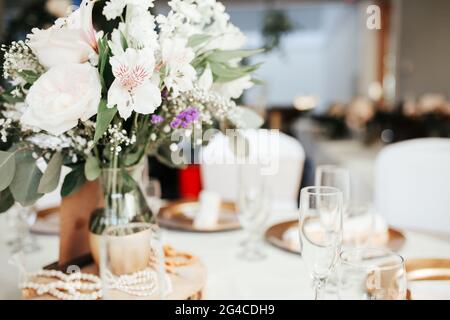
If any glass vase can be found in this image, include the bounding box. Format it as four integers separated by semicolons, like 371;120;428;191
89;161;157;265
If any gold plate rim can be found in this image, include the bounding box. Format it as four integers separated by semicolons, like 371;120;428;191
265;219;406;254
157;199;241;233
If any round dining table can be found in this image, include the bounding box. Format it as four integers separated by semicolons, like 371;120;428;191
1;211;450;300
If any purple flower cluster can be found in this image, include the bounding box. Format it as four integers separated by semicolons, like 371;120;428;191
170;107;200;129
151;114;164;124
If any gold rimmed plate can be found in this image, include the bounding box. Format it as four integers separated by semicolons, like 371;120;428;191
405;258;450;300
157;199;240;232
265;219;406;254
406;258;450;281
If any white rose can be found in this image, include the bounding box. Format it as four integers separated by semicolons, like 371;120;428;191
27;28;96;69
27;0;97;69
21;63;101;135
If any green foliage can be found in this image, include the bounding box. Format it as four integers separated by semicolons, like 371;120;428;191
9;150;43;206
93;100;117;144
38;152;63;193
207;49;264;63
0;151;16;191
18;70;40;84
85;156;101;181
61;164;86;197
188;34;212;48
209;61;263;83
0;188;15;213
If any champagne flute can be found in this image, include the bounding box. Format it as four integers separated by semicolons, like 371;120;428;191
315;165;350;213
237;164;270;261
145;178;162;216
298;186;343;300
338;247;407;300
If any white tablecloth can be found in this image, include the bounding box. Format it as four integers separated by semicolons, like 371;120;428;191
1;212;450;300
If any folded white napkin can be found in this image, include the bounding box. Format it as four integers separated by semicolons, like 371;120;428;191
282;214;389;250
193;190;221;229
410;280;450;300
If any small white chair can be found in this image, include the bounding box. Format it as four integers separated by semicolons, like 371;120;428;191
374;138;450;235
200;129;305;211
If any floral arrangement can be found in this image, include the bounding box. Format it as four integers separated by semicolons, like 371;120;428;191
0;0;262;213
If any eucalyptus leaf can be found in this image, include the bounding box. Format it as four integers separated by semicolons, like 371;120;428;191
124;151;143;167
9;151;43;206
0;188;14;213
61;164;86;197
85;156;101;181
94;100;117;144
188;34;212;48
210;62;263;83
0;151;15;192
207;49;264;63
38;152;63;193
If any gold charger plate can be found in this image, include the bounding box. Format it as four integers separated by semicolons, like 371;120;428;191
265;219;406;254
157;199;240;232
405;258;450;300
406;258;450;281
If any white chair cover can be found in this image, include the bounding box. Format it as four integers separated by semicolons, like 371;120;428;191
200;130;305;211
374;138;450;235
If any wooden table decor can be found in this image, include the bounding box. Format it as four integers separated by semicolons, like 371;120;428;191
22;246;207;300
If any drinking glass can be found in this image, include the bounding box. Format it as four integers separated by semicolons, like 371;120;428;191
144;178;162;216
338;247;407;300
315;165;350;213
298;186;343;300
7;205;39;253
100;223;167;300
237;164;270;261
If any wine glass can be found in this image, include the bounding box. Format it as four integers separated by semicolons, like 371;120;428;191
237;164;270;261
144;178;162;216
298;186;343;300
7;204;39;253
315;165;350;213
100;223;167;300
338;247;407;300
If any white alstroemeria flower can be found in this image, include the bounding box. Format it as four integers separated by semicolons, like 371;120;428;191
161;38;196;96
212;75;254;99
107;48;161;120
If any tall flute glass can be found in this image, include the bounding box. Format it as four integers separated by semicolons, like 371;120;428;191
315;165;350;213
298;186;343;300
237;164;270;261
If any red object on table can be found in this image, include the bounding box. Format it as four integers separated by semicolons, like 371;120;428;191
179;164;202;199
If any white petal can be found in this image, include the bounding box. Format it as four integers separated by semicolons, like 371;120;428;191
107;80;133;119
198;66;213;91
132;81;162;115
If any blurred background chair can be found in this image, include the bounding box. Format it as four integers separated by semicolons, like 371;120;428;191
374;138;450;235
200;130;305;211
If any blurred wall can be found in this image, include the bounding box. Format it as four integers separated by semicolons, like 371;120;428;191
396;0;450;98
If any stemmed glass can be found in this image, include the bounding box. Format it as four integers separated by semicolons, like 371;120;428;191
144;178;162;216
7;205;39;253
337;247;407;300
237;164;270;261
315;165;350;213
298;186;343;300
